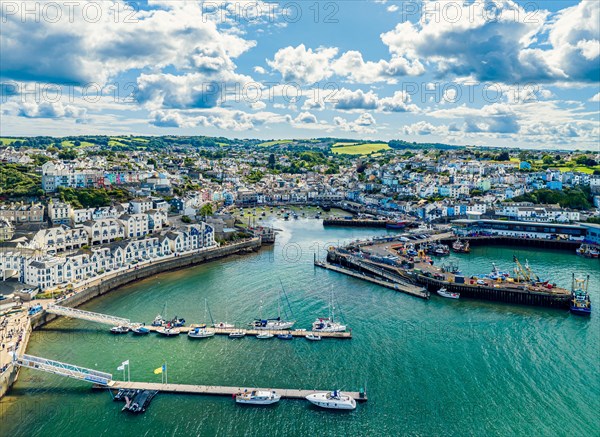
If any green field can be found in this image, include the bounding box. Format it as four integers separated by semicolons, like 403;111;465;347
0;137;23;145
258;139;293;147
331;142;390;155
556;166;599;175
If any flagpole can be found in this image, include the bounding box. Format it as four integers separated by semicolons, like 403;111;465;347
165;361;168;385
123;367;125;381
127;362;130;382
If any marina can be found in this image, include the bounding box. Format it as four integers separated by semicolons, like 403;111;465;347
2;219;598;436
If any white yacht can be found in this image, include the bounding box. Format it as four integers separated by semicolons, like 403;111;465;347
188;327;215;339
235;390;281;405
305;333;321;341
213;322;235;329
229;331;246;338
256;332;274;339
189;300;216;338
312;290;347;332
156;327;180;337
305;390;356;410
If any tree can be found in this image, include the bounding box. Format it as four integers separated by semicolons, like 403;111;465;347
495;151;510;161
181;215;192;223
58;149;78;160
542;154;553;164
199;203;214;217
268;153;276;169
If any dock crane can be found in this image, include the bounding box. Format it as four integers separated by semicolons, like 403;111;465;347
512;256;540;283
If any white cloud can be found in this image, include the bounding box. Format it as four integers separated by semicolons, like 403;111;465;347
266;44;338;84
294;111;318;124
590;93;600;102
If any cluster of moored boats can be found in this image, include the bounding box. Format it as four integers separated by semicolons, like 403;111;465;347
234;389;357;410
110;290;349;339
576;244;599;258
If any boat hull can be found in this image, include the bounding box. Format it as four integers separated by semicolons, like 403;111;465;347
305;393;356;410
570;306;591;316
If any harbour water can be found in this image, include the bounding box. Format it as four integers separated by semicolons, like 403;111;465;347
1;219;599;436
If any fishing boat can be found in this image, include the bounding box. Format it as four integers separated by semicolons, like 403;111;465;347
229;331;246;338
156;326;180;337
312;289;347;333
277;333;293;340
256;332;274;339
386;221;408;229
110;325;130;334
570;274;592;316
235;390;281;405
437;288;460;299
131;325;150;335
487;263;510;280
305;390;356;410
452;239;470;253
305;333;321;341
576;244;599;258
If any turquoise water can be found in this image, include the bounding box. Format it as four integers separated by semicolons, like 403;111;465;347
1;219;599;436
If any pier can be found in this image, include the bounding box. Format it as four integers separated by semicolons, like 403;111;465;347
323;218;389;228
315;260;429;299
37;305;353;338
103;381;367;401
12;353;366;401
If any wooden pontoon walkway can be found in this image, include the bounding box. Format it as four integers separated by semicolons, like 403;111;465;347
102;381;367;401
144;325;352;338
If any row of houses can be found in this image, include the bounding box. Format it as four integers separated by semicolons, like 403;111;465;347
1;223;216;291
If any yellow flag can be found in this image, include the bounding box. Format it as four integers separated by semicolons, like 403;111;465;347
154;367;163;374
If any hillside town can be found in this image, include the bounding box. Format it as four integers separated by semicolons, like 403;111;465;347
1;138;599;297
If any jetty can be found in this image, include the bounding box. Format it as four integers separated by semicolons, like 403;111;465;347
42;305;352;338
13;353;367;402
103;381;367;401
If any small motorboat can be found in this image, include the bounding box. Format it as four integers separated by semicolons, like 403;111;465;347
156;327;180;337
437;288;460;299
169;316;186;327
110;325;130;334
305;333;321;341
188;327;215;339
235;390;281;405
229;331;246;338
256;333;274;339
277;333;293;340
305;390;356;410
131;325;150;335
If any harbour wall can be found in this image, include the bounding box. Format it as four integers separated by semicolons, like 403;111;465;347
1;238;262;399
441;236;582;250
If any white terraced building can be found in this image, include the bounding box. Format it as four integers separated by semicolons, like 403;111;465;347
1;223;216;291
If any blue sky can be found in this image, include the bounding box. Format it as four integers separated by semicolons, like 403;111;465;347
1;0;599;150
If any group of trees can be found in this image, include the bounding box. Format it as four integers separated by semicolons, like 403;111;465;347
57;187;131;209
0;164;43;198
511;187;593;210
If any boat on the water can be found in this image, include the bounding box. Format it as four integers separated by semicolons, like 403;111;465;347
305;333;321;341
229;331;246;338
250;282;296;330
312;289;347;332
168;316;186;327
277;333;293;340
131;325;150;335
437;287;460;299
189;300;216;338
256;332;274;339
305;390;356;410
452;239;470;253
151;314;165;327
110;325;130;334
576;244;599;258
386;220;408;229
235;390;281;405
570;274;592;316
188;327;215;338
156;326;180;337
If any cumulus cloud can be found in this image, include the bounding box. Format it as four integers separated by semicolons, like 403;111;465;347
402;121;437;136
294;111;318;124
11;101;88;121
333;89;379;111
380;0;599;84
333;113;377;134
150;107;291;130
590;93;600;102
266;44;338;84
0;1;255;86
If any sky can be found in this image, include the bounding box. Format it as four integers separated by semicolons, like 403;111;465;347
1;0;599;150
